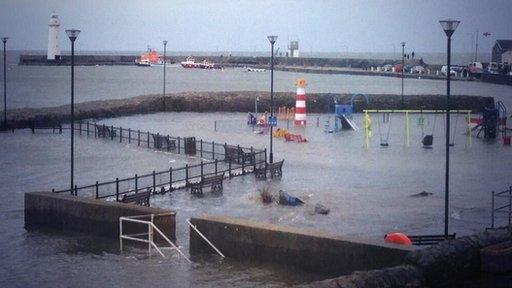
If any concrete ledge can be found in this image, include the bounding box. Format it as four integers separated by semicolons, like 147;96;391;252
25;192;176;241
189;215;413;276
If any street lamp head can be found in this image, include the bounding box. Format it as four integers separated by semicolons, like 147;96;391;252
439;20;460;37
65;29;81;42
401;42;406;47
163;40;168;46
267;35;278;45
1;37;7;44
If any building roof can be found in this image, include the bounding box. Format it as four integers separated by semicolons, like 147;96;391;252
496;40;512;50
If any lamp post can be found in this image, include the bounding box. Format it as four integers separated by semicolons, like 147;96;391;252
1;37;7;131
439;19;460;238
163;40;167;97
66;29;80;195
401;42;405;108
267;35;277;163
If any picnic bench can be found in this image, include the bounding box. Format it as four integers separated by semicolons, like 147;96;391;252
190;173;225;196
120;190;151;207
254;160;284;180
409;233;456;246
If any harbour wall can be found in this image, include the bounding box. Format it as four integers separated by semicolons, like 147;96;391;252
5;92;494;129
25;192;176;241
310;225;512;288
189;216;414;277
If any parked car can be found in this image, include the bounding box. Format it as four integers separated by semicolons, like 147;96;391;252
382;64;394;72
411;65;425;74
441;65;456;76
394;64;403;73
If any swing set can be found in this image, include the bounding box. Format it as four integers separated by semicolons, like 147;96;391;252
363;109;472;149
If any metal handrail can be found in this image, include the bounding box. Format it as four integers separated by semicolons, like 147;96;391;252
491;186;512;229
187;219;225;258
120;214;191;262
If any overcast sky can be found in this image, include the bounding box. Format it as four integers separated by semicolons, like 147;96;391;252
1;0;511;53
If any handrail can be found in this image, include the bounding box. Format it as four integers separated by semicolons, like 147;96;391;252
187;219;225;258
120;214;191;263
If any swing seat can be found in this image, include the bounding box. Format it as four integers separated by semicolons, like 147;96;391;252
380;141;389;147
422;135;433;146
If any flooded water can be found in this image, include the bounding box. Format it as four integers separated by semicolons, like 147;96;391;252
1;110;511;287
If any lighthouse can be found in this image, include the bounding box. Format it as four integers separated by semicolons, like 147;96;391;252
47;12;61;60
294;78;307;126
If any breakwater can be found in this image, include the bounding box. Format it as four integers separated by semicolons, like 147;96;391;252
5;92;493;129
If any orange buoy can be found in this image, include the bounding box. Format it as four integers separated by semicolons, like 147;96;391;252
384;232;412;245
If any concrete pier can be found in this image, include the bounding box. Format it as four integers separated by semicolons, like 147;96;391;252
189;216;414;276
25;192;176;241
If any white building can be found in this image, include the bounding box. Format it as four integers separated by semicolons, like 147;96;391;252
502;50;512;64
288;41;299;58
47;12;61;60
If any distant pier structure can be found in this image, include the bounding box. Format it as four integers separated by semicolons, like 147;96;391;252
47;12;61;60
288;40;299;58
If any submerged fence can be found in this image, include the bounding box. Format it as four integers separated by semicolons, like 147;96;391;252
38;121;267;199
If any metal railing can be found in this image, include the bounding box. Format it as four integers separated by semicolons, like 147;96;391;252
45;122;267;198
491;186;512;229
187;219;225;258
119;213;191;262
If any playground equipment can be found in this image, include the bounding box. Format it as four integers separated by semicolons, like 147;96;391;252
471;101;508;144
324;94;368;133
363;109;472;149
294;79;307;126
277;107;295;120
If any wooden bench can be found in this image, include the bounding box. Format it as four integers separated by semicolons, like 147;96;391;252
190;173;225;196
121;190;151;207
254;160;284;180
95;125;116;138
409;233;456;246
152;134;176;151
224;146;254;165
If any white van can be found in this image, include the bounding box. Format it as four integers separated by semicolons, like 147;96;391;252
441;65;456;76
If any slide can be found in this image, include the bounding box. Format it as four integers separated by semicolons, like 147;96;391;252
338;115;358;131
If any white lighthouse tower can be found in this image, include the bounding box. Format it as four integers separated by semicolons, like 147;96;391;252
47;12;61;60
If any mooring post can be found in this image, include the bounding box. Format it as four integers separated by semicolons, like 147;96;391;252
178;137;181;154
116;178;119;201
152;171;156;192
212;141;215;159
200;139;203;158
185;164;189;186
137;130;140;146
110;125;114;140
215;159;218;175
200;161;204;179
147;131;150;148
135;174;138;192
491;191;495;229
95;181;99;199
119;127;123;143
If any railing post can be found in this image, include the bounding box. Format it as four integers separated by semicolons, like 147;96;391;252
135;174;138;192
95;181;99;199
87;121;89;137
94;123;97;138
74;185;78;196
242;154;246;175
147;131;150;148
152;170;156;192
264;148;267;163
228;160;232;178
215;159;218;175
178;137;181;154
120;127;123;143
111;125;114;140
237;145;241;164
116;178;119;202
200;139;203;158
200;161;204;179
492;191;495;229
212;141;215;159
185;164;189;186
137;130;140;146
169;167;173;191
79;122;82;135
167;135;170;152
128;128;131;144
156;133;159;149
509;186;512;225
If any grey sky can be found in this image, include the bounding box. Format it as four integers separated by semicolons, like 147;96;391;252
1;0;511;53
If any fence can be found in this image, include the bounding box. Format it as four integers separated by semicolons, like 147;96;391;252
41;122;267;200
490;186;512;229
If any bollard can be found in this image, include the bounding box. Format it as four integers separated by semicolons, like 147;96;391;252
169;167;173;191
116;178;119;201
120;127;123;143
200;139;203;158
215;159;218;175
212;141;215;159
137;130;140;146
147;132;150;148
185;164;189;186
128;128;131;143
135;174;138;192
152;171;156;192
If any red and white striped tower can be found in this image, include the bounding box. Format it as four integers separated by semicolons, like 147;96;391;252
294;78;307;126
